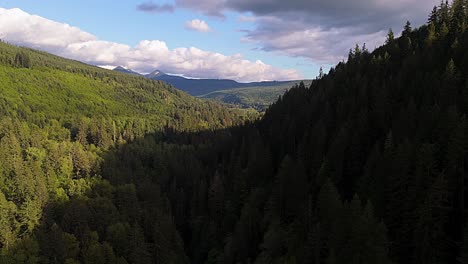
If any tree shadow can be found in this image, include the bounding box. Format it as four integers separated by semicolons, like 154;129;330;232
0;126;250;264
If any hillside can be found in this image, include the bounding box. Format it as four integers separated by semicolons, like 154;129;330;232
2;1;468;264
200;80;312;110
94;1;468;264
0;41;247;130
0;41;247;263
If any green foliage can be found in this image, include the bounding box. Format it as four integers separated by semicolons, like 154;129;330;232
0;40;245;263
386;28;395;44
123;1;468;263
2;1;468;264
14;51;31;69
200;80;312;111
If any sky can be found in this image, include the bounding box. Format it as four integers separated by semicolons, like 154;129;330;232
0;0;439;82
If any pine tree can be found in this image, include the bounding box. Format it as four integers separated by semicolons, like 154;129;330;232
451;0;467;33
441;59;458;106
360;202;391;264
0;191;17;251
385;29;395;44
439;22;449;37
429;6;439;24
403;21;413;36
317;179;343;258
209;170;224;221
426;23;437;46
439;1;450;26
14;51;31;68
318;67;324;79
413;174;450;264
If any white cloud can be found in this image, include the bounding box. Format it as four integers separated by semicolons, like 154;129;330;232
185;19;211;32
0;8;95;49
0;7;300;82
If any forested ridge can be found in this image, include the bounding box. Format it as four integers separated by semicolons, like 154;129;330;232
2;1;468;264
199;80;313;111
0;40;249;263
110;1;468;263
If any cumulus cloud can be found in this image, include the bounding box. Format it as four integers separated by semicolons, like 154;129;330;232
137;2;174;13
0;7;300;82
156;0;440;63
0;8;96;49
185;19;211;32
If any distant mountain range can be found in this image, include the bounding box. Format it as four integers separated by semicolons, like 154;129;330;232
112;67;293;96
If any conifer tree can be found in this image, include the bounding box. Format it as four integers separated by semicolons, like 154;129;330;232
385;29;395;44
403;21;413;36
451;0;467;33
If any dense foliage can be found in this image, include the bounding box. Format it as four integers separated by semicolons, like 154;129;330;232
0;41;248;263
200;81;312;111
2;1;468;263
102;1;468;263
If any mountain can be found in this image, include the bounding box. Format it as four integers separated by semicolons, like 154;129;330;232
112;67;293;96
200;80;313;111
113;66;142;76
2;1;468;264
145;69;166;79
148;73;293;96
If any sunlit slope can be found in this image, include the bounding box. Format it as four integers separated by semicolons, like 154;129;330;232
0;41;243;131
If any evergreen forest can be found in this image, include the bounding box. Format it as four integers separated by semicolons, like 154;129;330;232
1;1;468;263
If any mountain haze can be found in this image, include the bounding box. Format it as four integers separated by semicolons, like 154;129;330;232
113;66;294;96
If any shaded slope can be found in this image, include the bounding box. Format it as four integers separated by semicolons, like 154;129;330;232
100;2;468;264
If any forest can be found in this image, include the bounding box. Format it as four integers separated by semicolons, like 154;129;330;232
0;39;248;263
1;0;468;263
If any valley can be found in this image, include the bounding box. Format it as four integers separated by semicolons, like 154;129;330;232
0;1;467;264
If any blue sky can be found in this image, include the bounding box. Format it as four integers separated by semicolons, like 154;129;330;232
0;0;438;81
